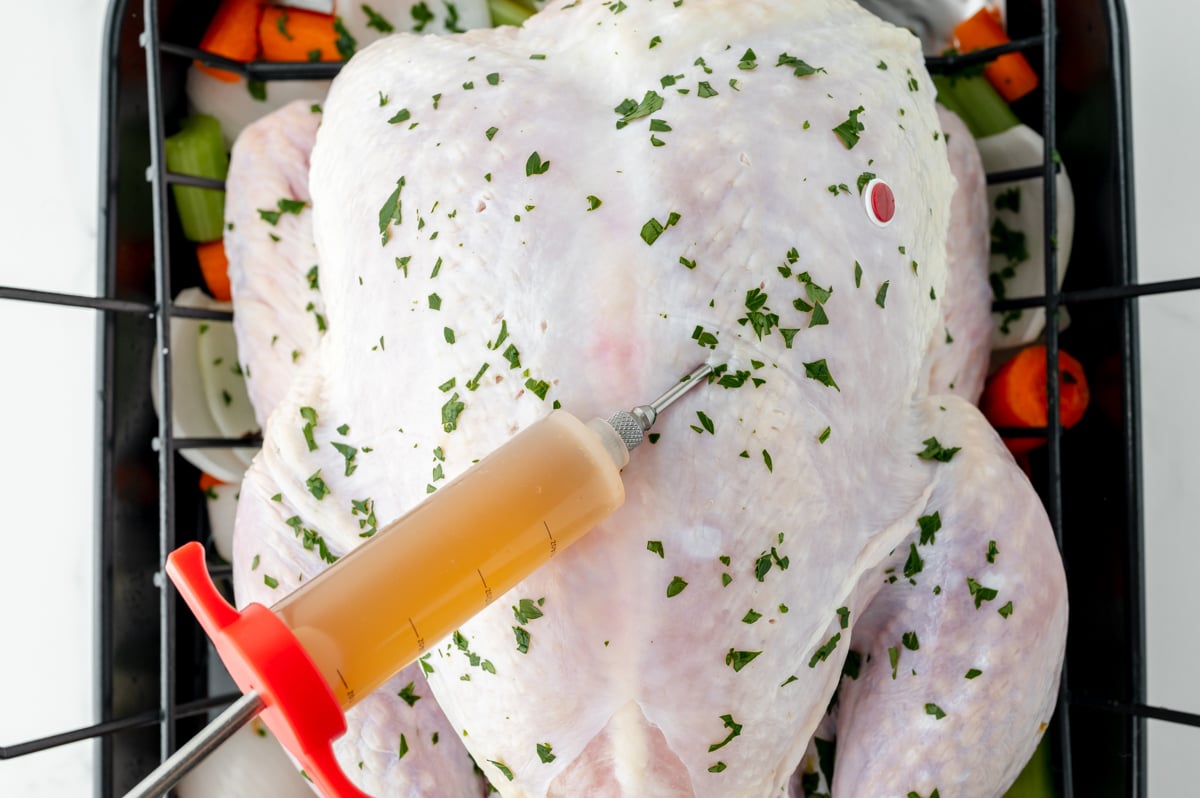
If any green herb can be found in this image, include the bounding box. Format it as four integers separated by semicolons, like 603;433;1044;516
762;449;773;472
918;512;941;545
738;48;757;70
465;363;490;391
808;632;841;667
691;411;715;435
854;261;863;287
708;762;727;773
488;320;509;350
818;426;831;444
441;393;465;431
395;255;410;275
428;293;442;310
489;760;514;781
486;72;500;86
503;344;521;369
331;442;358;476
725;649;762;672
707;714;743;752
986;540;999;563
998;601;1014;618
917;437;960;462
904;544;924;579
742;609;762;624
697;81;719;98
306;470;328;499
647;540;665;558
525;151;550;176
438;377;456;393
443;327;455;344
649;35;662;48
641;217;665;245
996;187;1021;213
509;625;530;653
586;195;602;210
512;598;544;624
721;573;732;586
802;359;840;391
300;406;319;451
377;176;406;245
809;303;828;327
857;171;876;195
614;91;664;129
925;703;946;720
264;574;279;589
410;2;434;31
832;106;866;149
362;4;394;32
965;668;982;679
484;125;499;141
777;53;825;77
966;577;999;608
666;576;688;597
247;79;267;101
333;17;357;58
889;645;900;678
837;606;850;629
902;631;920;651
524;378;550;400
991;218;1029;265
536;742;556;763
398;682;421;707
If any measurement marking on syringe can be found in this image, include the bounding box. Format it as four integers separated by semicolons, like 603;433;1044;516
477;569;493;603
409;617;426;653
336;669;356;702
545;521;557;555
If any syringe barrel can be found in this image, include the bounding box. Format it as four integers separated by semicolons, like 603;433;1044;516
270;410;627;709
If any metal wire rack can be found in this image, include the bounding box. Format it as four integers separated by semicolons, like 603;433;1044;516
3;0;1197;794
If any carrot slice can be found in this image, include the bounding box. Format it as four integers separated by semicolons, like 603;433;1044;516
196;0;265;83
199;472;229;493
953;8;1039;103
259;7;343;62
197;240;232;302
981;345;1090;455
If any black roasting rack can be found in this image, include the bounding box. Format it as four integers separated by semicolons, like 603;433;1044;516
2;0;1196;794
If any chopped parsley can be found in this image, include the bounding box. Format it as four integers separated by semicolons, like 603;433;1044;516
925;703;946;720
586;195;602;210
902;631;920;650
331;442;358;476
300;406;318;451
489;760;514;781
614;91;664;129
525;151;550;176
725;649;762;672
917;437;961;462
998;601;1014;618
965;668;983;679
738;48;758;70
306;470;328;500
691;411;715;435
333;17;357;58
707;714;743;752
918;512;941;545
742;609;762;624
377;176;406;245
647;540;665;558
441;393;465;431
536;742;556;763
808;632;841;667
263;574;279;589
397;682;421;707
666;576;688;597
802;359;840;391
986;540;999;563
524;378;550;400
966;577;999;608
832;106;866;149
837;606;850;629
903;544;924;579
777;53;825;77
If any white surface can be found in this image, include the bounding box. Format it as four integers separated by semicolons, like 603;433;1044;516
0;1;1196;796
0;1;105;795
1126;1;1200;794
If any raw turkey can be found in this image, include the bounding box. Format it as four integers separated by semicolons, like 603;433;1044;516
226;0;1066;795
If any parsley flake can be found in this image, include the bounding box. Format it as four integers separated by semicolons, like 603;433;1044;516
802;359;840;391
966;577;999;608
536;743;556;763
917;437;961;462
777;53;825;77
525;151;550;175
666;576;688;597
832;106;866;149
725;649;762;672
647;540;665;558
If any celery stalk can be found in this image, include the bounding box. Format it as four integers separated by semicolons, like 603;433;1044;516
163;115;229;243
488;0;536;27
932;74;1020;139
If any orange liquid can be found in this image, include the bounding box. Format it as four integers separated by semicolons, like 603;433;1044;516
272;411;626;709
